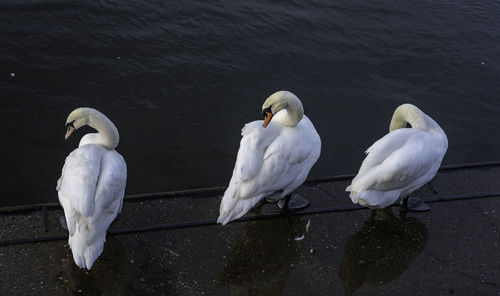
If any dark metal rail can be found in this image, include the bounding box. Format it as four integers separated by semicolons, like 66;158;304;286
1;190;499;247
2;160;500;215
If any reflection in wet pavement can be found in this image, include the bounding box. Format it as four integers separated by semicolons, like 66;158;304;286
218;217;307;295
58;237;129;295
57;236;180;295
339;209;428;296
3;164;500;294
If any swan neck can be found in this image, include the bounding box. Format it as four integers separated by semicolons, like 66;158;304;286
83;111;119;149
276;97;304;127
389;104;444;136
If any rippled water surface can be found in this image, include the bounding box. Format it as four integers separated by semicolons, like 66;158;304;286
1;0;499;206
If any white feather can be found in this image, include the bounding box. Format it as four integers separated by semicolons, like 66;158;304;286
57;108;126;269
218;91;321;225
346;104;447;209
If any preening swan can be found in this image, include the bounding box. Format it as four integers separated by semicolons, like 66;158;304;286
56;108;127;269
218;91;321;225
346;104;447;210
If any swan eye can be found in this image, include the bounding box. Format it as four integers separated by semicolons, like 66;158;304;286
262;106;273;117
66;120;75;130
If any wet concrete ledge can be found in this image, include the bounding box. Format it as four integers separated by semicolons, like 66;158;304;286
1;162;499;295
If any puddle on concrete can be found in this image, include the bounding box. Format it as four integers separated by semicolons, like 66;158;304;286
339;208;428;296
218;216;307;295
56;237;130;295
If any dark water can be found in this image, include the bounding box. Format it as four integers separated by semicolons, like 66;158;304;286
1;0;499;207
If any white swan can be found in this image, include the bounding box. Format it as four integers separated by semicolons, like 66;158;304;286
218;91;321;225
56;108;127;269
346;103;448;209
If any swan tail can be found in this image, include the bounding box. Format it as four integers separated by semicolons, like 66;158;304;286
68;222;106;270
348;190;401;209
217;186;265;225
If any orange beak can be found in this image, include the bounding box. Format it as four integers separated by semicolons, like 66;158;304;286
65;126;75;140
263;111;273;128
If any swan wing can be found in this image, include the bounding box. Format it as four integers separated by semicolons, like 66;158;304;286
350;129;444;194
259;117;321;190
232;120;282;182
218;117;321;224
57;146;126;269
356;129;409;176
57;144;106;218
234;118;320;195
87;150;127;243
93;150;127;219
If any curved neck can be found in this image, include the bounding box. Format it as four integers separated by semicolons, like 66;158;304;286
389;104;445;137
81;110;119;149
273;96;304;127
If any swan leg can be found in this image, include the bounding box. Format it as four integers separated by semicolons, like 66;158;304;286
400;195;430;212
278;194;291;213
427;181;438;194
401;195;409;208
59;215;68;230
407;196;430;212
265;191;284;203
277;194;310;212
399;195;409;216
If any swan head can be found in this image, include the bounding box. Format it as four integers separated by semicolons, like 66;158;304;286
262;90;304;127
64;107;120;149
389;104;425;132
65;108;93;139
